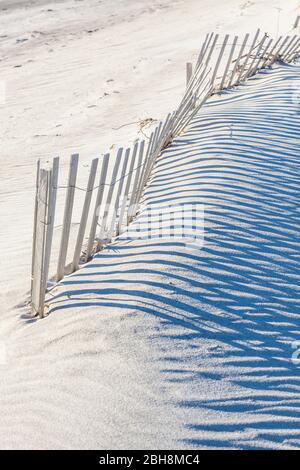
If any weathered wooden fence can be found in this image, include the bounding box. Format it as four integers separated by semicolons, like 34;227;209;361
31;30;300;317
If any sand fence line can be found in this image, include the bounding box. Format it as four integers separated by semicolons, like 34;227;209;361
31;30;300;317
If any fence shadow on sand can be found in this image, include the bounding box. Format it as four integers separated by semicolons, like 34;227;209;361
48;62;300;448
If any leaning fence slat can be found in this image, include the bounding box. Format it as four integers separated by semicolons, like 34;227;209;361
220;35;238;89
197;33;210;65
237;29;260;82
72;158;98;271
284;36;300;61
199;32;214;65
186;62;193;87
258;37;274;69
228;33;249;87
176;82;212;135
108;148;130;238
140;127;158;190
245;33;268;78
86;153;110;261
261;35;282;68
134;132;154;208
117;142;138;234
257;37;273;69
143;126;160;184
211;34;229;85
205;33;219;66
98;148;123;245
156;113;171;150
56;154;79;282
128;140;145;221
274;35;291;60
280;34;297;59
287;38;300;61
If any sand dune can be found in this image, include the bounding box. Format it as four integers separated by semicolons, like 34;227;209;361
1;61;299;449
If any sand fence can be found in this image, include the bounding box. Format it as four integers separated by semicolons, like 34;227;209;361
31;30;300;317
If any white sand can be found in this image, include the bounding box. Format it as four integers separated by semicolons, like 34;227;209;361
0;0;300;449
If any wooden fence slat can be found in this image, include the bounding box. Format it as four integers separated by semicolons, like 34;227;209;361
176;82;212;135
39;169;53;317
72;158;98;272
184;60;206;99
228;33;249;87
200;32;214;64
259;37;273;66
117;142;138;234
287;37;300;61
237;28;260;82
205;33;219;66
261;35;282;68
108;148;130;238
134;132;154;209
98;148;123;245
128;140;145;222
43;156;59;287
156;113;171;150
31;168;51;317
31;159;40;295
283;35;300;60
153;121;163;155
173;67;211;135
161;111;175;149
186;62;193;87
140;127;158;191
275;35;291;59
245;33;268;78
257;37;274;69
197;33;210;65
280;34;297;59
143;125;160;184
85;153;110;261
211;34;229;85
220;35;238;89
56;153;79;282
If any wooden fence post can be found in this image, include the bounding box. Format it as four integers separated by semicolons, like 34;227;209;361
31;168;51;317
56;154;79;282
72;158;98;272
